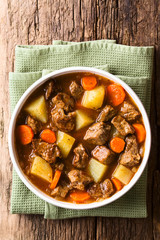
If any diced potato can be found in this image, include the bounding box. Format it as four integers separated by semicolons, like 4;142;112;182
75;110;94;130
112;164;134;185
24;95;48;123
31;156;53;183
88;158;108;183
82;85;105;110
56;131;75;158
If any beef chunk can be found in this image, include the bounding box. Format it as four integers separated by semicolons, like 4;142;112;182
119;135;141;167
92;146;116;164
120;152;141;167
51;108;76;132
88;180;114;199
69;81;83;99
87;183;103;198
84;122;111;145
100;179;114;198
72;144;88;169
111;115;135;136
32;139;61;163
124;135;139;153
26;115;41;134
51;185;70;198
52;92;75;113
97;105;116;122
45;81;54;100
68;170;93;191
51;92;76;132
119;101;140;122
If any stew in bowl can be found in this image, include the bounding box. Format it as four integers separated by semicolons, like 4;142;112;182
9;67;151;209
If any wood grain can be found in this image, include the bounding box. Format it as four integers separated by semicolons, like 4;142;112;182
0;0;159;239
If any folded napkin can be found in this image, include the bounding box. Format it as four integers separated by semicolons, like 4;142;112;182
9;40;154;219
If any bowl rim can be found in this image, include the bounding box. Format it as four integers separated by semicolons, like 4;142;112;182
8;66;151;210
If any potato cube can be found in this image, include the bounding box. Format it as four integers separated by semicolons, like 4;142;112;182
24;95;48;123
112;164;134;185
76;110;94;130
31;156;53;183
88;158;108;183
56;131;75;158
82;85;105;110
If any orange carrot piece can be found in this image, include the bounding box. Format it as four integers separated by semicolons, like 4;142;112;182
16;125;34;145
40;129;56;143
70;190;90;203
81;76;97;90
107;84;126;106
50;170;61;190
132;123;146;143
112;178;123;191
110;137;125;153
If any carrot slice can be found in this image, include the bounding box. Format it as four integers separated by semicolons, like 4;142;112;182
70;190;90;203
50;170;61;190
132;123;146;143
110;137;125;153
112;178;123;191
16;125;34;145
107;84;126;106
40;129;56;143
81;76;97;90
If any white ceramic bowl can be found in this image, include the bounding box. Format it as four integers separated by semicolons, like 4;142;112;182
8;67;151;210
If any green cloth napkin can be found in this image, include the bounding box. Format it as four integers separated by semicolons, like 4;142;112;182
9;40;154;219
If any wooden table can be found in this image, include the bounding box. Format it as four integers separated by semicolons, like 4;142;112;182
0;1;159;239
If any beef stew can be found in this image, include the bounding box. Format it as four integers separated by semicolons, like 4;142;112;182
15;72;146;204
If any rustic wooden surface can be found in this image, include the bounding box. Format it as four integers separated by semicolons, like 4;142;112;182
0;0;160;239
